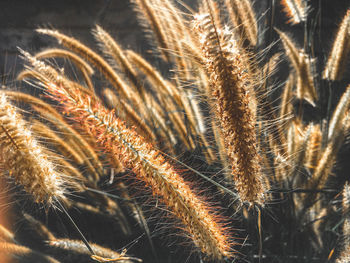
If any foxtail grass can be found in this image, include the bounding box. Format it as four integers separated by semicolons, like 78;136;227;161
195;12;265;206
22;51;236;260
281;0;309;25
0;93;67;205
323;10;350;81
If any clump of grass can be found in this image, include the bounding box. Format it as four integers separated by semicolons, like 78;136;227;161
3;0;350;262
29;52;235;260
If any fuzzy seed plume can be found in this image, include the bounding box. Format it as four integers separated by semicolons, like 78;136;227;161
277;29;317;106
195;13;265;206
0;93;66;205
323;9;350;81
304;124;322;171
24;58;235;259
328;85;350;141
281;0;308;25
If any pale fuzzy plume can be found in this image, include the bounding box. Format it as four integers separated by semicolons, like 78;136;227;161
281;0;309;25
41;76;235;260
323;10;350;81
7;87;102;181
195;14;265;206
304;123;322;171
328;85;350;141
309;113;350;191
277;29;317;106
296;52;317;106
0;93;66;205
19;47;235;258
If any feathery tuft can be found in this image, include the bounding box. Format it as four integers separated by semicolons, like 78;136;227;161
195;13;265;206
0;93;66;205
